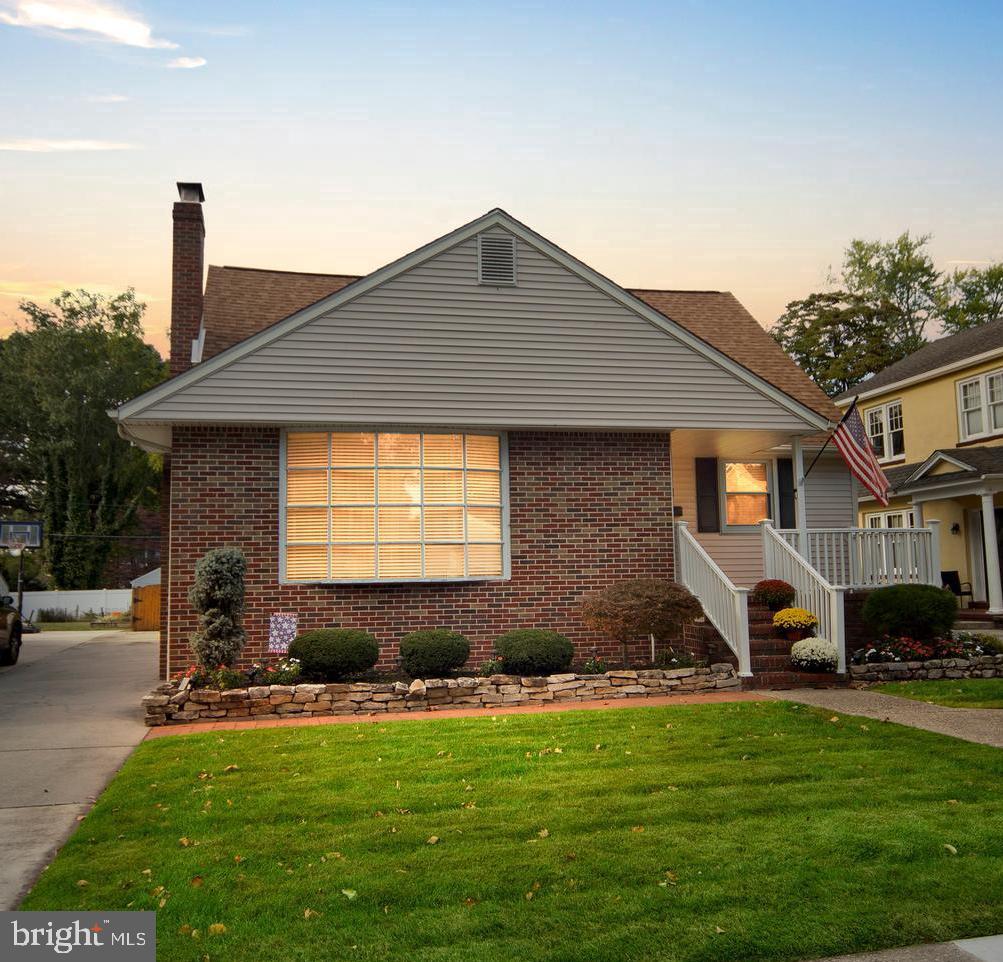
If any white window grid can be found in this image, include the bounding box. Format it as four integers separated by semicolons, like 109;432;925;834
281;432;507;583
720;460;773;531
863;400;904;463
957;370;1003;441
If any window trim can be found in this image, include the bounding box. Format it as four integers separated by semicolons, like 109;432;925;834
864;509;916;529
719;459;774;533
863;399;905;464
278;429;511;585
957;368;1003;442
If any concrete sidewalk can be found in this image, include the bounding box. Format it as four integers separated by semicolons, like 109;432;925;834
763;688;1003;748
0;630;157;908
812;934;1003;961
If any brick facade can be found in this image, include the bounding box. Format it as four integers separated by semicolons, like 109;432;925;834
162;427;675;677
169;201;204;377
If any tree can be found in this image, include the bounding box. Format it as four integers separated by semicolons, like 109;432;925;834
939;264;1003;335
0;289;166;588
838;232;943;344
771;292;918;396
189;548;247;668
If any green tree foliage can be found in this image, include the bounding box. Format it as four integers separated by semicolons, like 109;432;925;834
0;289;166;588
940;264;1003;335
189;548;247;668
771;292;917;396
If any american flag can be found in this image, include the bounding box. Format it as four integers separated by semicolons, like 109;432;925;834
832;401;890;506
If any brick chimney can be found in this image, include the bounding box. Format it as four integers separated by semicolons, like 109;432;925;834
170;182;205;375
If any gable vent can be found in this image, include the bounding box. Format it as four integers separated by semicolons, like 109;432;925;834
478;234;517;285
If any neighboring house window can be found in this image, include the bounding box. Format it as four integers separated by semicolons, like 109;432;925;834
722;461;771;528
958;369;1003;440
283;432;505;582
865;510;915;528
864;401;904;462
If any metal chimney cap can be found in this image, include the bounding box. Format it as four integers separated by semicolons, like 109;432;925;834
176;182;205;203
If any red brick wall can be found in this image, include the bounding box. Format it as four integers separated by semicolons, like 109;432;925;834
163;427;674;676
170;201;204;377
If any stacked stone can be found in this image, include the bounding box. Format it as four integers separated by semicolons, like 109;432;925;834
849;653;1002;683
143;664;740;727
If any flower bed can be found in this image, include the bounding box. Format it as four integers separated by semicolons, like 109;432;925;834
142;664;740;727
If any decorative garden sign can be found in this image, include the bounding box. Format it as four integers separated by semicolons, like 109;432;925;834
268;613;298;654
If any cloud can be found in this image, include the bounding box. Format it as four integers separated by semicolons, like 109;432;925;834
84;93;129;102
0;138;136;151
166;55;205;69
0;0;178;48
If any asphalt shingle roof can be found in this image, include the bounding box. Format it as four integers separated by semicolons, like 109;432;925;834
883;445;1003;493
833;319;1003;402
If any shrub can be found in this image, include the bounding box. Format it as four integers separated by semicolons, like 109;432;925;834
188;548;247;668
494;629;574;675
399;629;470;678
478;657;504;677
580;579;703;663
582;655;607;674
773;607;818;633
654;647;702;669
862;584;956;641
751;579;796;611
288;629;379;680
790;638;837;672
247;657;303;685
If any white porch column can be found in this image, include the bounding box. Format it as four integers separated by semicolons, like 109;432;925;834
911;500;924;527
979;491;1003;614
792;436;807;556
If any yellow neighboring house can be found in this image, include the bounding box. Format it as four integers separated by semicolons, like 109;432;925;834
834;319;1003;614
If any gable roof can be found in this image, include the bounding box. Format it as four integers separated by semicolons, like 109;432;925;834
197;276;839;424
833;318;1003;404
119;209;837;430
879;444;1003;495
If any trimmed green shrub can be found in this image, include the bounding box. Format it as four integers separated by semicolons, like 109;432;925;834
399;629;470;678
862;584;957;641
188;547;247;668
288;629;379;680
495;629;573;675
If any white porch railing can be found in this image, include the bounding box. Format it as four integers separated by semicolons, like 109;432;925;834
762;521;847;673
675;521;751;677
776;522;941;590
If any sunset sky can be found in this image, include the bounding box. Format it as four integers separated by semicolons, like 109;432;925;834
2;0;1002;356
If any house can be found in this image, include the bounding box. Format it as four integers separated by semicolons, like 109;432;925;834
834;319;1003;617
115;184;932;682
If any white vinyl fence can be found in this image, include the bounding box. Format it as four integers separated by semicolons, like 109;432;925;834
17;589;132;623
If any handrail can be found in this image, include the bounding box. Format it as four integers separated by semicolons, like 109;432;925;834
762;521;846;673
675;521;751;677
777;524;940;589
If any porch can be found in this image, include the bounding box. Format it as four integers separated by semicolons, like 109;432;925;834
675;520;943;681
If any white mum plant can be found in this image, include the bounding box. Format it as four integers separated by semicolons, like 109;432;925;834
790;638;837;672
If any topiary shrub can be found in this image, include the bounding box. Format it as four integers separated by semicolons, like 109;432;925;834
580;578;703;664
862;584;957;641
188;547;247;668
288;628;379;680
495;629;574;676
399;629;470;678
751;579;796;611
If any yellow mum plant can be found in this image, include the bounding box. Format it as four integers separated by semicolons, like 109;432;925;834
772;607;818;631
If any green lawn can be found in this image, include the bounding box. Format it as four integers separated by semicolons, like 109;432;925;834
872;679;1003;710
21;702;1003;962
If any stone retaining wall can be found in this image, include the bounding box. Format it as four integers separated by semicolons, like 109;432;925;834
850;653;1003;683
142;665;740;727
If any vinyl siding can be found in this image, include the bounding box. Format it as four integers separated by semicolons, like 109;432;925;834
135;230;812;430
673;450;854;587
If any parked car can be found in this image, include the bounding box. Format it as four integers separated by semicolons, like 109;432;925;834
1;595;22;665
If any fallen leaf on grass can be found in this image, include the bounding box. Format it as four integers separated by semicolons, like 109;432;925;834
714;926;726;934
303;908;321;919
223;764;239;773
208;923;226;936
190;876;204;888
463;898;477;908
537;828;550;838
179;837;192;847
426;836;440;845
76;880;89;887
341;889;357;900
829;716;840;723
233;855;244;864
944;844;958;855
631;826;645;833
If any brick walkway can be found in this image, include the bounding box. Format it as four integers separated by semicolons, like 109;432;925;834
145;690;766;739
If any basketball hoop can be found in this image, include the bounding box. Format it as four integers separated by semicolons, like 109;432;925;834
6;540;26;558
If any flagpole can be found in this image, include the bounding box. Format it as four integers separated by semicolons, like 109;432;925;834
801;396;858;484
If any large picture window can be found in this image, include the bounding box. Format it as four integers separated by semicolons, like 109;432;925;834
283;432;505;582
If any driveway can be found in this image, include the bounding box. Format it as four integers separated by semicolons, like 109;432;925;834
0;629;156;908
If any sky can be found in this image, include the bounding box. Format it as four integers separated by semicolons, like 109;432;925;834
2;0;1002;356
